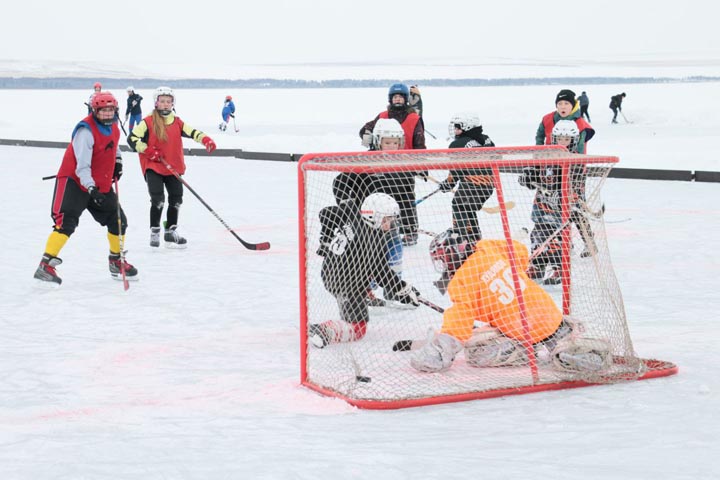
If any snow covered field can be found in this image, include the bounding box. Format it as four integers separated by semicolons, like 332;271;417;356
1;81;719;171
0;83;719;479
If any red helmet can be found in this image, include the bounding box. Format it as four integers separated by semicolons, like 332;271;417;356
93;82;102;89
225;95;232;101
91;92;118;111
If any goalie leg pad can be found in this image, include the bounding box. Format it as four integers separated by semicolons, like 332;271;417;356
464;326;528;367
410;333;463;373
551;337;611;373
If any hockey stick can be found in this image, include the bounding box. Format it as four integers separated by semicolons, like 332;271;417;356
114;177;129;291
392;298;444;352
620;111;633;124
42;175;57;181
158;157;271;251
231;115;239;133
414;188;442;206
424;130;437;140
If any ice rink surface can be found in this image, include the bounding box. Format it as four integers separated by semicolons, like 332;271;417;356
0;82;718;479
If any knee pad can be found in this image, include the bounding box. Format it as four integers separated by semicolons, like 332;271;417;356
150;196;165;210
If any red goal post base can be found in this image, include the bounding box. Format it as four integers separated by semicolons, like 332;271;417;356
302;358;678;410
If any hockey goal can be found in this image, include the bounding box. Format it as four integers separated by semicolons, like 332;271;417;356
298;146;677;409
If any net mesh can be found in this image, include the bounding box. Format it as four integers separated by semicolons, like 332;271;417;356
299;147;656;406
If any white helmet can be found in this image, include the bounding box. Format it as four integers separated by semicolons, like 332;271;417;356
551;120;580;152
154;86;175;115
360;193;400;229
448;113;481;138
372;118;404;149
153;86;174;103
126;86;134;93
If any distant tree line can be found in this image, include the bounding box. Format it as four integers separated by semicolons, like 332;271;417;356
0;76;717;89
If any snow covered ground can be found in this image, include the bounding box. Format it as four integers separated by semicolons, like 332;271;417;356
0;83;718;478
2;81;719;172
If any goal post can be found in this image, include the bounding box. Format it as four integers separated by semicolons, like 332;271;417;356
298;146;677;409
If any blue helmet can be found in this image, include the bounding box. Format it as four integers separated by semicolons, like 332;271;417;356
388;83;409;105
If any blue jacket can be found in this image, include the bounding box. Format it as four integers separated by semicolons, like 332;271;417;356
221;100;236;119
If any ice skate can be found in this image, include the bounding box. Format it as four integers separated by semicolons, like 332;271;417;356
149;227;161;248
34;254;62;287
108;253;139;281
164;225;188;249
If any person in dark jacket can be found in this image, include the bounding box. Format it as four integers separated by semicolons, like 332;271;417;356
609;92;626;124
409;85;423;117
309;192;420;349
437;113;496;249
578;91;590;122
125;86;143;131
359;83;427;246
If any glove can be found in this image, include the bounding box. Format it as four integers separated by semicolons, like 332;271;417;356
438;179;454;192
518;168;539;189
113;161;123;181
145;147;162;163
361;131;372;147
395;283;420;307
202;136;217;153
88;186;105;207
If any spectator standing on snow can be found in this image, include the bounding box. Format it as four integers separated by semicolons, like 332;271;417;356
578;91;591;122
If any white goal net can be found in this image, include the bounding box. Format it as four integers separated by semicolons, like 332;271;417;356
298;146;676;409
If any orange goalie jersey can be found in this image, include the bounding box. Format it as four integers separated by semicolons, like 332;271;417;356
441;239;562;343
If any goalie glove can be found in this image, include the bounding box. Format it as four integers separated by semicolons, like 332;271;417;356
410;332;463;373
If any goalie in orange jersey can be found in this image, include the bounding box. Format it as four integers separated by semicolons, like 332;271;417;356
410;230;610;374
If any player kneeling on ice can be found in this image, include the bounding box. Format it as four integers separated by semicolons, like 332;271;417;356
410;229;610;374
309;193;421;348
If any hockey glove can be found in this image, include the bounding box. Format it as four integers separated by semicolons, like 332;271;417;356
113;161;123;181
438;179;455;193
361;131;372;147
202;136;217;153
145;147;162;163
395;283;420;307
88;186;105;207
518;168;539;189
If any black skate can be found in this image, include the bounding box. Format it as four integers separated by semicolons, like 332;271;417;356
164;225;188;249
109;253;139;281
34;254;62;286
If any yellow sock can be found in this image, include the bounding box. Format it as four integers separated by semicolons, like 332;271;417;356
107;232;124;254
44;231;69;257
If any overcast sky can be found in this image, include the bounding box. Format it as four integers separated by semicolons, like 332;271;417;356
3;0;717;67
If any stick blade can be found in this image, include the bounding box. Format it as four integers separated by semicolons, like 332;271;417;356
243;240;271;251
